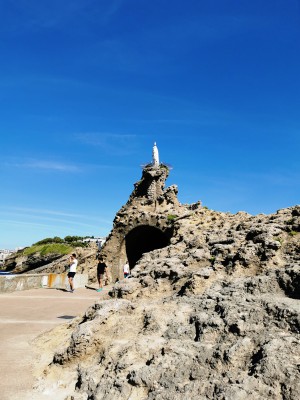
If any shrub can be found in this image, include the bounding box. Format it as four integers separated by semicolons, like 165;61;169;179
64;235;84;243
52;236;64;243
274;237;283;244
30;235;89;254
70;241;88;248
34;237;56;245
289;230;298;236
167;214;178;221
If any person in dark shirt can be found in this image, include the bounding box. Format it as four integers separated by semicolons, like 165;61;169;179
96;253;107;292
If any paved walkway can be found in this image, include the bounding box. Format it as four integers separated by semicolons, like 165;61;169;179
0;286;106;400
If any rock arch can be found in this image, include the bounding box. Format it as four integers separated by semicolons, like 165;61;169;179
125;225;170;268
99;161;189;282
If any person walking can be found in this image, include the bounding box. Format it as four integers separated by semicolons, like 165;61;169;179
96;254;107;292
123;260;130;278
67;253;78;293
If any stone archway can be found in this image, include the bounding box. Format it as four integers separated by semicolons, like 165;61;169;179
125;225;170;268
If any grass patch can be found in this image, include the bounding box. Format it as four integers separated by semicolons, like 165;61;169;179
289;230;298;236
167;214;178;221
24;243;73;256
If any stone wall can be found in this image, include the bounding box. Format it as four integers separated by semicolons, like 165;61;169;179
0;273;88;293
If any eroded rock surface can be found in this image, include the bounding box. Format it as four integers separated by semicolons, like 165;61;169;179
3;245;98;275
33;204;300;400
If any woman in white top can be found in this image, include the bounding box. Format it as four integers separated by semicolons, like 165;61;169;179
123;261;130;278
68;253;78;292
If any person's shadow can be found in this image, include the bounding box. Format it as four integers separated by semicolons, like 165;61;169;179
85;285;99;291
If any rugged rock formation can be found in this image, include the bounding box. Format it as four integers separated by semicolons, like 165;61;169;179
31;160;300;399
4;250;65;273
98;162;199;283
3;244;99;275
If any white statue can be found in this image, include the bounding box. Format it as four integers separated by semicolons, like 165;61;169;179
152;142;159;167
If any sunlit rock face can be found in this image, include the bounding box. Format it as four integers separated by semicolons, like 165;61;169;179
30;147;300;400
3;245;98;276
33;198;300;400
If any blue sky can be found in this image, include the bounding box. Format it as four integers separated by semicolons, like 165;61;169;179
1;0;300;249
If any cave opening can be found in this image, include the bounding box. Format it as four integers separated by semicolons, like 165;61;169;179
125;225;170;268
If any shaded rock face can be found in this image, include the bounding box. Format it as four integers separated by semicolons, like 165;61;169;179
32;174;300;400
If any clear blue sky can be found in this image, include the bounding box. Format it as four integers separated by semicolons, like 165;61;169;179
1;0;300;249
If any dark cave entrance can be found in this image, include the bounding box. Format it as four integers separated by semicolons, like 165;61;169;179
125;225;170;268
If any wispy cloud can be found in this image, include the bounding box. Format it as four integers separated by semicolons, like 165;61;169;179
0;215;108;230
2;0;124;33
241;171;300;187
2;0;84;32
2;156;136;173
75;132;140;156
180;169;300;189
97;0;124;25
0;75;92;91
0;205;113;248
84;13;270;76
0;206;112;225
4;159;80;172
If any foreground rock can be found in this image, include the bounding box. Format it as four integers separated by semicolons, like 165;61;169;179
24;146;300;399
32;204;300;400
3;245;99;276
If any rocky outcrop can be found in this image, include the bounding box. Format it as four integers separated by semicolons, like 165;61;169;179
98;163;200;283
40;268;300;400
3;245;99;275
4;250;64;273
21;151;300;399
32;200;300;399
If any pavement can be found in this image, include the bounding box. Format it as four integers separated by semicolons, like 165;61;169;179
0;286;106;400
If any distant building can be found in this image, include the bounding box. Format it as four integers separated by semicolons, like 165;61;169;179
82;237;106;250
0;249;16;267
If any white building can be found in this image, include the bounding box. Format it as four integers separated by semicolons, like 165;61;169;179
0;249;16;266
82;237;106;249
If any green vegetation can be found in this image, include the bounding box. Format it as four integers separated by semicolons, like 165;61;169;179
24;243;73;256
24;235;94;256
289;230;298;236
35;235;91;245
203;206;209;210
274;237;283;244
35;236;64;245
167;214;178;221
